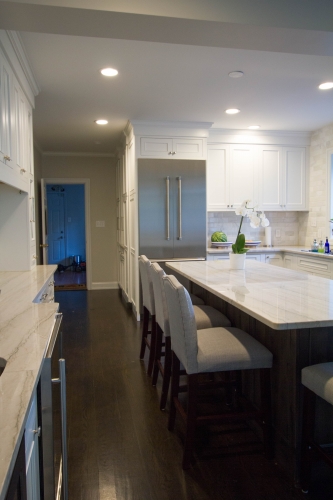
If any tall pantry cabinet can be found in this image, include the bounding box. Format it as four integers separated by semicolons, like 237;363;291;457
0;31;38;271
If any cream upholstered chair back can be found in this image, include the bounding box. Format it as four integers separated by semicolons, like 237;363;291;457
151;263;170;336
163;274;198;374
139;255;155;315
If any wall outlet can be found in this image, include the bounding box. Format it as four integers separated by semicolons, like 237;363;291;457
96;220;105;227
275;229;281;238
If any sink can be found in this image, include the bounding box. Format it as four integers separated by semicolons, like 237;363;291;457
0;357;6;376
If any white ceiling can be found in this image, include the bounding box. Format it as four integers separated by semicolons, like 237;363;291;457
1;0;333;154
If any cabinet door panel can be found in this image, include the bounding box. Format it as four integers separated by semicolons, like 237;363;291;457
0;59;12;160
207;144;229;210
260;146;283;210
230;145;258;207
284;147;306;209
140;137;172;157
172;138;204;158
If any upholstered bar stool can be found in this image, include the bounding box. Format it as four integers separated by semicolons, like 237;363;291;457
139;255;157;376
150;262;232;410
300;362;333;493
163;274;274;470
139;255;205;377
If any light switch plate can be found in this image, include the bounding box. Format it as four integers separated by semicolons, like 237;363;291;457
275;229;281;238
96;220;105;227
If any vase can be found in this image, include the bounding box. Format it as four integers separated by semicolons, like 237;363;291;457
229;252;246;270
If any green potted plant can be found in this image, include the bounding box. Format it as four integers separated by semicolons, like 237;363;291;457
230;200;270;269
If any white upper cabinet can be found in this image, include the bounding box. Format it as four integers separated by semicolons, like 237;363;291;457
139;136;205;159
0;50;13;166
229;145;259;208
207;144;230;210
207;143;259;210
207;141;308;212
284;147;306;210
259;145;307;211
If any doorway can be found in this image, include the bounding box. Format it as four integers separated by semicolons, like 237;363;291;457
41;178;92;290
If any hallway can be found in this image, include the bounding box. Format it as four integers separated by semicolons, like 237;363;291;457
57;289;333;500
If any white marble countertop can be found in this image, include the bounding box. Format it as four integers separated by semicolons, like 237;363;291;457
207;245;333;259
0;265;58;500
166;259;333;331
207;245;333;258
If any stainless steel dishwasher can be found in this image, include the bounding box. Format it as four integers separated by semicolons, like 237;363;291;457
38;312;68;500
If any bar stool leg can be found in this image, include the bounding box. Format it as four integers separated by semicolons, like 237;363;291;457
139;306;149;360
160;336;171;410
182;373;199;470
147;316;156;377
152;324;163;386
168;351;180;431
300;387;316;493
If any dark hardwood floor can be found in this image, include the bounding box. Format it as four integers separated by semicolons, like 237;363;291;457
56;289;333;500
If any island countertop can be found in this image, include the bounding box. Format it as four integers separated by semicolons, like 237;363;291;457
0;265;58;500
166;259;333;331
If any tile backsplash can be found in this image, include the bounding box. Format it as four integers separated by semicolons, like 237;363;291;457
207;211;299;247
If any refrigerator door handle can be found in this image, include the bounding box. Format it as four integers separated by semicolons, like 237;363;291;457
166;176;170;240
177;176;182;240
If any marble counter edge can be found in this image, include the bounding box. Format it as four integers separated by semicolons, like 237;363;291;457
207;246;333;258
0;265;59;500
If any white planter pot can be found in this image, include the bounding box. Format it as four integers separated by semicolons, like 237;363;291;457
229;253;246;270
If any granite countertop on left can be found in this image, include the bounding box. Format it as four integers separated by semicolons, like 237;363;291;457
0;265;58;500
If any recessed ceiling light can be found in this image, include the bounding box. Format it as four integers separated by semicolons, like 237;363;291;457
318;82;333;90
225;108;240;114
95;119;108;125
228;71;244;78
248;125;261;130
100;67;118;77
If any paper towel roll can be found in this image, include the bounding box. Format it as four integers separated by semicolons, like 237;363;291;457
265;227;272;247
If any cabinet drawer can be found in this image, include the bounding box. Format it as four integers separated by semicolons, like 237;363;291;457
296;256;331;277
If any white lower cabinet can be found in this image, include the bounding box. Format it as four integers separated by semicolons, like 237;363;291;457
295;255;332;278
25;392;40;500
263;253;284;266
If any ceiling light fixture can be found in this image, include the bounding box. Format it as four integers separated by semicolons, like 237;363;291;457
228;71;244;78
225;108;240;114
318;82;333;90
95;119;108;125
101;67;118;77
248;125;260;130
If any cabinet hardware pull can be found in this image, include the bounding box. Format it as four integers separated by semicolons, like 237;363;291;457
33;427;41;437
166;176;170;240
3;155;11;161
177;176;182;240
33;255;38;260
40;243;49;248
168;151;172;155
52;359;69;500
20;168;26;173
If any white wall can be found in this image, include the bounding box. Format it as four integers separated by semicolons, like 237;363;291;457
42;155;117;288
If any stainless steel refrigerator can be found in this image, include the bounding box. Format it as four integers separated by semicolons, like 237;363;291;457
138;159;206;261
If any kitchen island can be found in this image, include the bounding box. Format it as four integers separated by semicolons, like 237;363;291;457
166;259;333;483
0;265;58;500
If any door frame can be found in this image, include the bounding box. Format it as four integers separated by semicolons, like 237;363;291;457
41;178;92;290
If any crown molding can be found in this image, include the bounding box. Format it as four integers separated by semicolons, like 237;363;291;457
6;31;40;96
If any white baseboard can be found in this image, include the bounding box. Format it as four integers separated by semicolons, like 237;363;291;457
91;281;118;290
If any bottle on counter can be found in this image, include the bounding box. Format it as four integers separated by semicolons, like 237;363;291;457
325;237;330;254
318;240;325;253
311;239;319;252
